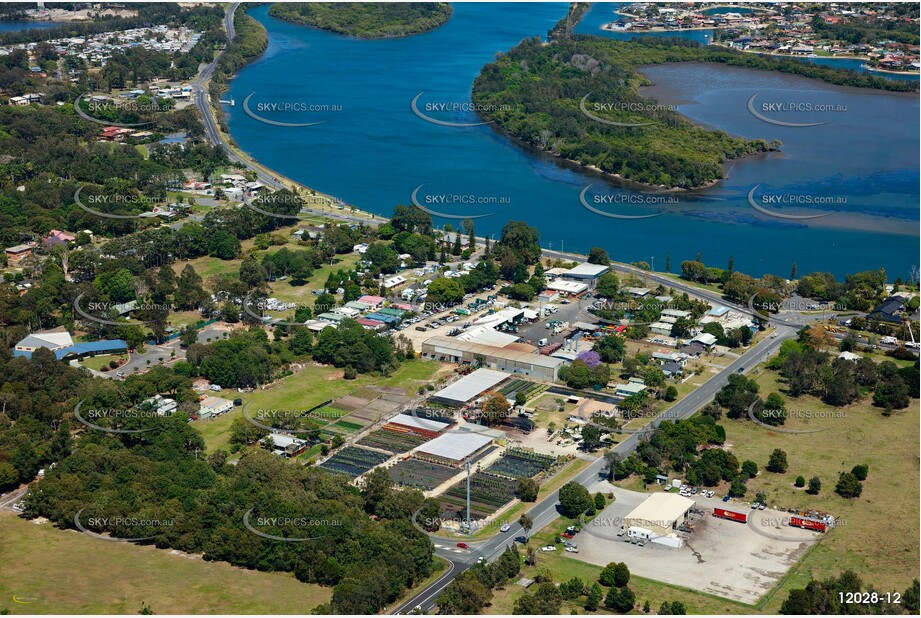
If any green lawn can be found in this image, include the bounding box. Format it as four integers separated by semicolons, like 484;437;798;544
79;354;128;371
722;368;920;610
0;512;331;614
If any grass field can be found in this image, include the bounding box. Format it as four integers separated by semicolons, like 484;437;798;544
191;359;444;453
79;354;128;371
0;512;331;614
722;366;920;611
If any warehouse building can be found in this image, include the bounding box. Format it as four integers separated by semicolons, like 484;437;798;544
385;413;450;439
624;493;695;539
411;431;494;467
421;336;566;382
562;262;609;281
429;368;510;406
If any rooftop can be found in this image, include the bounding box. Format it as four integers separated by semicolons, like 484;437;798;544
564;263;610;278
625;493;695;525
430;368;511;404
388;413;450;433
412;431;493;462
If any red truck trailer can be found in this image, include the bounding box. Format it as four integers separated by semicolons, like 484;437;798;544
789;516;827;532
713;508;749;523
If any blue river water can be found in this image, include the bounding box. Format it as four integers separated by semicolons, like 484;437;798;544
226;4;919;280
0;20;63;32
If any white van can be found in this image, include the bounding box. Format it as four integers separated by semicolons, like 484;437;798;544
537;338;548;347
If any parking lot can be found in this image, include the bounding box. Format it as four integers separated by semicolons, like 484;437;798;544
570;485;819;604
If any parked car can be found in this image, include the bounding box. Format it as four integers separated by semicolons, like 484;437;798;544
514;536;528;544
565;546;579;553
722;495;731;502
540;545;557;552
758;503;766;510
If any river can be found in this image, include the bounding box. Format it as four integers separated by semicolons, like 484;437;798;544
225;4;919;280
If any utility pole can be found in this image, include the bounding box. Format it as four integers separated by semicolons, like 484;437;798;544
466;460;472;535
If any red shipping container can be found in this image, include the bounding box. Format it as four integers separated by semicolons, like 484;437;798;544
790;516;827;532
713;508;748;523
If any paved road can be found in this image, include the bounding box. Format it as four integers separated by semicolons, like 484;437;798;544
392;323;797;613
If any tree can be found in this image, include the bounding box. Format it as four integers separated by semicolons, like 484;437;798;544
766;449;788;473
599;562;619;587
664;386;678;402
605;585;635;612
497;220;541;265
850;464;868;481
659;601;687;615
518;513;534;536
728;477;747;498
795;475;805;487
593;334;626;363
426;277;464;305
560;576;585;600
587;247;610;265
516;479;538;502
904;579;920;613
361;467;394;515
178;324;198;348
594;492;606;510
594;272;619;298
835;471;862;498
558;481;593;517
581;425;601;451
480;391;510;424
612;562;630;587
175;264;207;310
585;583;602;611
741;460;758;479
436;571;491;614
807;476;821;494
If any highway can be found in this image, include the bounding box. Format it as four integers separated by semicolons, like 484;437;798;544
392;322;798;614
192;1;299;194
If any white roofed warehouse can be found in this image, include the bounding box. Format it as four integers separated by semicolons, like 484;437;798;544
411;431;494;467
624;493;695;538
429;368;510;406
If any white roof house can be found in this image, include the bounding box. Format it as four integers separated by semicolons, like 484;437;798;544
691;333;718;347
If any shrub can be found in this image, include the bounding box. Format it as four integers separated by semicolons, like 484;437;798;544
807;476;821;494
851;464;869;481
835;471;862;498
741;460;758;478
767;448;788;473
794;475;805;487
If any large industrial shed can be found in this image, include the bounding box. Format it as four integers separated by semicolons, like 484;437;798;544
429;368;510;406
411;431;494;467
624;493;695;537
421;336;565;382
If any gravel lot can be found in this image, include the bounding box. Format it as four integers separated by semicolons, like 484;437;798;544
570;486;818;604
